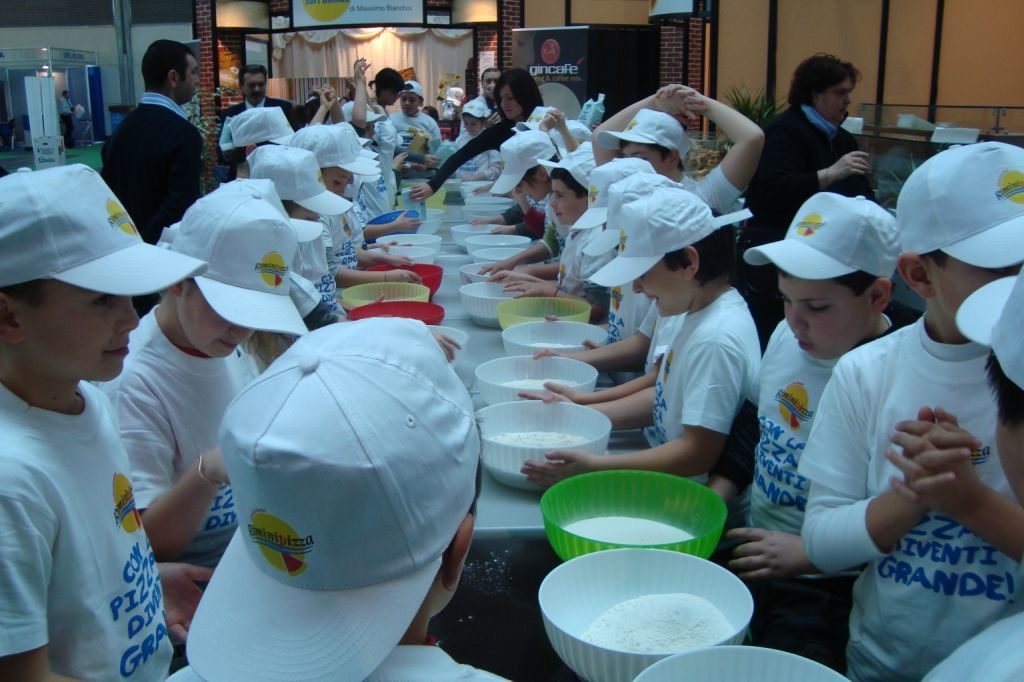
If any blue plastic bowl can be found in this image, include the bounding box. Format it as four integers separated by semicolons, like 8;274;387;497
367;209;419;225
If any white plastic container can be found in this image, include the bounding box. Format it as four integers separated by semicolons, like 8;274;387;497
459;262;491;285
458;281;516;328
451;223;497;250
539;548;753;682
502;320;606;356
471;246;530;264
465;234;532;256
376;233;443;254
386;246;436;264
435;252;474;271
476;401;610;490
634;646;847;682
474;355;598;406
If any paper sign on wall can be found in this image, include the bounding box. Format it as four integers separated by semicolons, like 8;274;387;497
293;1;424;28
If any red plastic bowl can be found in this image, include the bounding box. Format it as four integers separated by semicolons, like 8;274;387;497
347;301;445;325
366;264;443;298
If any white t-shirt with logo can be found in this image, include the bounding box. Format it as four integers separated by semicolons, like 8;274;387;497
799;319;1019;682
639;306;685;447
556;227;614;300
365;645;510;681
0;382;172;680
325;210;365;273
354;173;394;225
389;111;442;153
108;310;258;567
606;285;652;346
923;609;1024;682
650;289;760;469
293;231;338;312
675;164;743;214
750;320;837;535
455;130;502;181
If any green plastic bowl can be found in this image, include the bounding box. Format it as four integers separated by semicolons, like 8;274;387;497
540;470;727;561
496;297;590;329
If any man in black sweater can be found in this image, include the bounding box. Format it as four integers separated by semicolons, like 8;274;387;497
101;39;202;247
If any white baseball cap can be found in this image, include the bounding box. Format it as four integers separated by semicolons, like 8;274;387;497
184;318;479;682
744;193;900;278
957;274;1023;388
249;145;352;217
461;99;490;119
897;142;1024;268
0;165;206;295
515;107;592;156
287;124;381;177
221;107;294;151
341;100;387;123
491;130;558;195
401;80;425;99
596;108;686;153
217;178;325;242
590;186;716;287
583;171;679;256
537;143;597;202
575;157;658;231
167;186;307;336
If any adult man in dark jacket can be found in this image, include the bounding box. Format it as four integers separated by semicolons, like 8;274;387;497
101;39;202;246
218;65;293;178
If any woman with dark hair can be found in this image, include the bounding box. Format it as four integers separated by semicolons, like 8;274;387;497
741;53;877;347
408;68;544;201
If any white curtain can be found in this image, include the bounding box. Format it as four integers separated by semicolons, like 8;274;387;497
271;17;473;107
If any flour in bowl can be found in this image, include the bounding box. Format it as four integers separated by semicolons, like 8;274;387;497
530;342;579;349
562;516;693;545
490;431;587;447
581;593;732;653
502;379;569;391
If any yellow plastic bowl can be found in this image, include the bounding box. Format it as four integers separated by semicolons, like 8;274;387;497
496;297;590;329
341;282;430;309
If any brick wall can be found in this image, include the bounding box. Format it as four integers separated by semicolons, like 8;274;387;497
193;0;222;190
269;0;290;15
500;0;523;68
659;25;684;86
687;18;704;91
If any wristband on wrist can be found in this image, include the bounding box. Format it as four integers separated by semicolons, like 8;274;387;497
197;452;222;487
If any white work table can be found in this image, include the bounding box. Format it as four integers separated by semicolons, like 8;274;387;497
430;203;648;539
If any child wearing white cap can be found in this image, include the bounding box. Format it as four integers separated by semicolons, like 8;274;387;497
523;186;760;490
885;272;1024;681
0;165;210;679
719;192;902;669
168;319;506;682
249;144;352;314
454;98;502;182
390;80;442;157
593;84;764;214
106;183;309;573
219;106;295;180
797;142;1024;681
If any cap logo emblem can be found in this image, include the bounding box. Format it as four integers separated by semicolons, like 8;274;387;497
995;170;1024;205
255;251;287;287
775;381;814;429
316;170;326;188
112;473;142;533
589;185;599;205
248;511;314;577
796;213;825;237
617;228;628;253
107;199;139;236
625;118;639;132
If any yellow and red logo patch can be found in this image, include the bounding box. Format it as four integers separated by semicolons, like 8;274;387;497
995;170;1024;205
611;285;623;310
255;251;287;288
113;473;142;533
248;511;314;577
107;199;138;236
795;213;824;237
589;185;599;205
617;228;628;253
624;118;639;132
775;382;814;429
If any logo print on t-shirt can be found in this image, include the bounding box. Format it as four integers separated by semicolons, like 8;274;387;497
255;251;287;287
995;170;1024;204
112;473;142;533
663;350;674;377
795;213;824;237
106;199;139;236
775;381;814;429
611;285;623;310
248;511;314;577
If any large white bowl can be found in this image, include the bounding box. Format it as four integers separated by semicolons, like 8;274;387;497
465;234;532;256
376;233;443;254
475;355;598;406
539;548;754;682
427;325;471;388
459;262;491;285
417;217;442;235
386;245;436;264
471;246;529;264
435;252;474;271
502;320;607;356
465;195;515;208
634;646;847;682
476;401;610;490
459;281;516;328
459;180;491;198
451;223;497;250
463;206;508;222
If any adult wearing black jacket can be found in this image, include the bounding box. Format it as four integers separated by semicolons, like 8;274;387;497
408;68;544;202
217;64;293;124
741;54;875;346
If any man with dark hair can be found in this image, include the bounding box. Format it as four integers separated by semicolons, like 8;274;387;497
101;39;201;247
101;39;202;315
369;67;406;107
217;64;294;180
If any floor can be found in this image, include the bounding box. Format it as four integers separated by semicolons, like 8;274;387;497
0;141;104;173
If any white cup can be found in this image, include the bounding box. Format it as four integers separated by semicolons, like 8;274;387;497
402;188;425;218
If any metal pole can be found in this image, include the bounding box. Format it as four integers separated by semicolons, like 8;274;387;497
112;0;135;104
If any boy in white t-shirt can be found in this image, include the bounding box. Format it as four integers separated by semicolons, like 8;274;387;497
522;186;760;487
720;192;901;671
107;184;310;570
454;99;501;182
390;80;442;157
0;165;210;680
797;142;1024;681
896;273;1024;681
168;319;505;682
